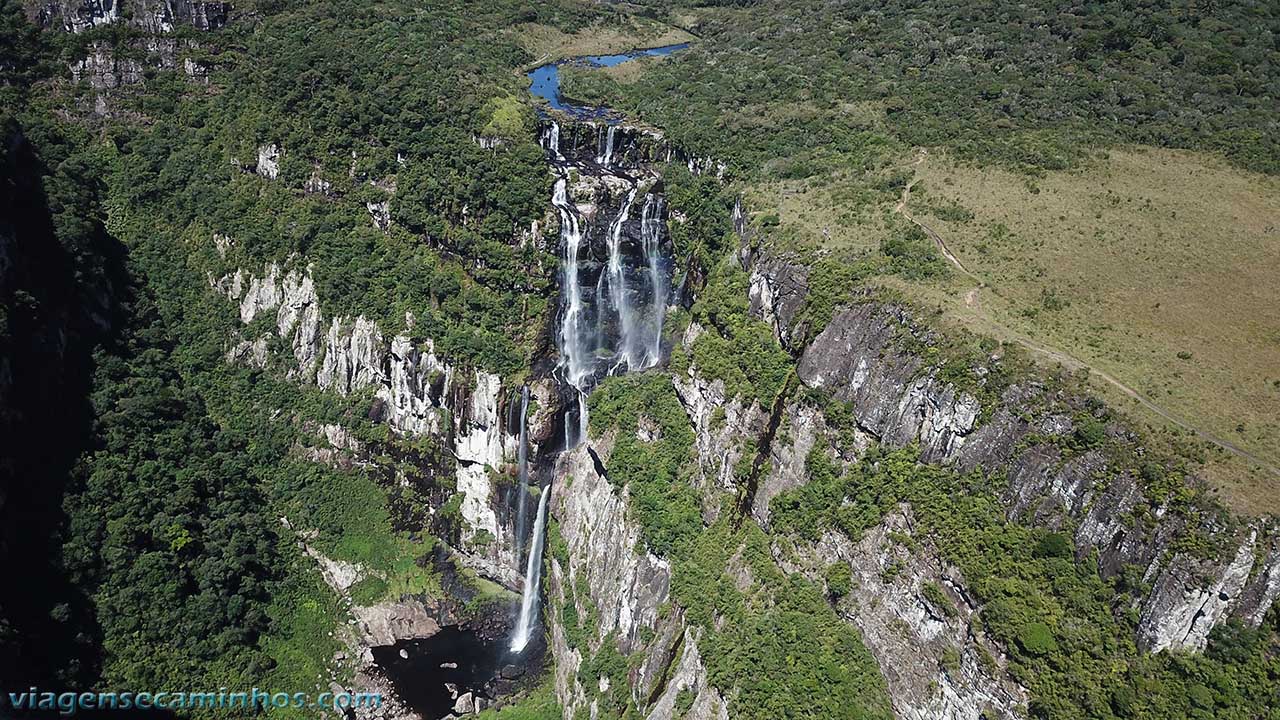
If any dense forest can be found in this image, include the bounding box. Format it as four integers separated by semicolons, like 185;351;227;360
568;0;1280;178
0;0;606;703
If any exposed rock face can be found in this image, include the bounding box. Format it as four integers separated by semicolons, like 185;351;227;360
355;601;443;648
746;253;809;351
33;0;229;113
548;441;729;720
553;442;672;654
382;335;452;437
225;335;268;368
751;398;869;526
278;270;322;372
69;43;143;91
256;143;282;180
672;357;768;497
296;422;367;470
641;630;729;720
749;256;1280;651
238;263;281;323
526;378;560;446
782;507;1027;720
67;38;195;113
28;0;231;34
671;322;769;521
214;261;526;587
1138;531;1260;652
317;316;386;394
551;122;668;169
798;302;981;462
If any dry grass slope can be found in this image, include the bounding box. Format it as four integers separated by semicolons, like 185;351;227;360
748;146;1280;515
908;149;1280;510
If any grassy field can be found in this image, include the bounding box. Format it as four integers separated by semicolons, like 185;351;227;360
747;145;1280;515
906;148;1280;512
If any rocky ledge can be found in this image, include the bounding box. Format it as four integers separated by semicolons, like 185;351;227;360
749;253;1280;652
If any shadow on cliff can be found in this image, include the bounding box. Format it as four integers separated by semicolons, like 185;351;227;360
0;115;132;703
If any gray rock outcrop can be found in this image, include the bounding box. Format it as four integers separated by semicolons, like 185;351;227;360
29;1;231;34
548;441;730;720
782;507;1028;720
749;256;1280;651
214;260;525;586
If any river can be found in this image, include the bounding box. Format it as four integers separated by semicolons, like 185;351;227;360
526;43;689;119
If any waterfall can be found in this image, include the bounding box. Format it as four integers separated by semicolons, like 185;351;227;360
543;121;563;161
509;486;550;653
514;387;530;554
512;119;675;654
598;125;616;167
594;261;608;360
551;177;590;446
607;187;639;370
641;193;667;368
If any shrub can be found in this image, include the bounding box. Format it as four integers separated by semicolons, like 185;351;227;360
824;562;853;599
1033;532;1073;559
922;582;956;618
349;576;389;606
1071;416;1106;449
1015;622;1058;656
881;223;946;279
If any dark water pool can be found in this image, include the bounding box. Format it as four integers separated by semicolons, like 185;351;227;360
372;625;544;720
527;43;689;119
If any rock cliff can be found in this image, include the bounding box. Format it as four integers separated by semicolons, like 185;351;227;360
213;260;531;588
780;507;1028;720
27;0;230;34
546;440;730;720
749;254;1280;653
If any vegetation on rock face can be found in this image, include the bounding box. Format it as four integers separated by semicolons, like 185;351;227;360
98;0;581;375
765;445;1280;720
589;373;702;557
0;0;603;700
682;258;793;405
574;382;899;718
4;0;1279;718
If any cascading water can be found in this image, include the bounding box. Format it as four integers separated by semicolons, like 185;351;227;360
551;177;590;446
641;193;667;368
508;487;549;653
509;114;676;655
598;125;616;167
541;120;563;161
607;187;640;370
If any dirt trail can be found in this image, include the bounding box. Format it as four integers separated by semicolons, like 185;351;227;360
893;151;1280;478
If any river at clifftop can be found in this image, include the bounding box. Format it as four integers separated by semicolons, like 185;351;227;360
526;43;688;120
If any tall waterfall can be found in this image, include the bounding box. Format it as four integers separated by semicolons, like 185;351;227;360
509;119;674;655
509;486;549;653
607;187;640;370
641;193;667;368
551;177;590;446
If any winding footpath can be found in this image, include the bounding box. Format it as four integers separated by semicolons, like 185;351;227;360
894;150;1280;479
